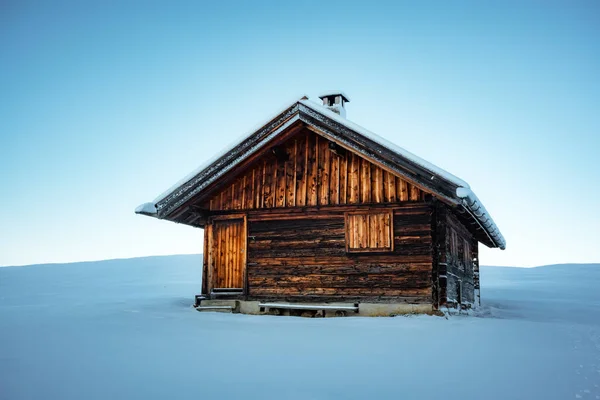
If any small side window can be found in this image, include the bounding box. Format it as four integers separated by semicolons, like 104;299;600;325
345;211;394;253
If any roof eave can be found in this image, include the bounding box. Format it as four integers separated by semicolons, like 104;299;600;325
155;103;301;219
134;202;158;217
135;97;505;250
456;188;506;250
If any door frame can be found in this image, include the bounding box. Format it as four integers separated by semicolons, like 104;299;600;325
204;214;247;295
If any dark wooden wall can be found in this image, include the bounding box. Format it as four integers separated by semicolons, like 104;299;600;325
206;129;425;211
433;204;478;308
242;204;433;303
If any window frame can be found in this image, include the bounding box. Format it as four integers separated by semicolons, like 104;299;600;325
344;209;394;254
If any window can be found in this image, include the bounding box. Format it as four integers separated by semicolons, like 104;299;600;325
345;210;394;253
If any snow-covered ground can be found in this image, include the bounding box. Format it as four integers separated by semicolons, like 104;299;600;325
1;256;599;400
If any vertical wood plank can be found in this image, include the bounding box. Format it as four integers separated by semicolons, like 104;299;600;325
237;221;242;286
384;171;396;202
295;135;307;207
377;213;384;248
251;167;257;209
238;220;242;287
203;224;211;294
356;215;361;248
238;219;243;287
383;212;391;248
219;188;226;211
223;184;231;210
360;214;368;248
263;159;274;208
339;154;347;205
222;223;227;287
349;153;359;203
355;215;361;249
242;173;253;209
214;223;219;288
321;139;330;205
352;215;358;248
368;214;377;248
346;214;353;251
228;222;234;287
219;223;224;288
230;222;235;288
306;133;318;206
329;153;340;205
254;166;262;209
276;155;286;207
410;184;420;201
360;158;371;203
210;223;216;289
230;222;235;287
372;165;383;203
398;177;408;201
285;139;296;207
376;213;382;248
225;223;230;288
241;176;247;209
225;222;230;287
316;137;326;206
216;223;222;287
232;180;242;210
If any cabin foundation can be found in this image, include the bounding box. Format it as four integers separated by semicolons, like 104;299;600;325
195;299;435;317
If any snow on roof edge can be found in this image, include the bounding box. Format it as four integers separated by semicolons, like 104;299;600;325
136;94;504;249
135;202;157;216
149;94;309;206
303;99;505;249
456;187;506;249
299;99;470;189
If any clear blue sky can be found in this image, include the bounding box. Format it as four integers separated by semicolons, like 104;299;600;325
1;1;598;267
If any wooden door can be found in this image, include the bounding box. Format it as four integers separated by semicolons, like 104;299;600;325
209;216;246;291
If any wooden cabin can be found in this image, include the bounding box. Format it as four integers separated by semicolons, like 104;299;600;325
136;93;505;316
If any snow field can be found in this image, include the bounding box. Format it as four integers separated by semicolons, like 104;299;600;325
1;256;599;400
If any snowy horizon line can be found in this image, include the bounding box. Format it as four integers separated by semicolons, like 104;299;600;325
1;253;599;270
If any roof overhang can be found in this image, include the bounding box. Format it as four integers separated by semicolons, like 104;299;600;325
136;97;505;250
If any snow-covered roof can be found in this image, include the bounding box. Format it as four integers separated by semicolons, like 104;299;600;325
299;99;470;189
136;95;505;250
151;96;307;205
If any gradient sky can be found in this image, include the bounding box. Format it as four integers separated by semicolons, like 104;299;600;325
1;1;599;267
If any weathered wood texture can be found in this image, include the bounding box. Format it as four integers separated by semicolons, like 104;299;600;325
244;204;433;303
472;236;480;306
202;224;211;295
345;211;393;253
207;129;425;211
430;202;445;309
443;208;477;307
208;217;246;290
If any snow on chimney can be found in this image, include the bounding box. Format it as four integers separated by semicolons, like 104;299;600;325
318;92;350;118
